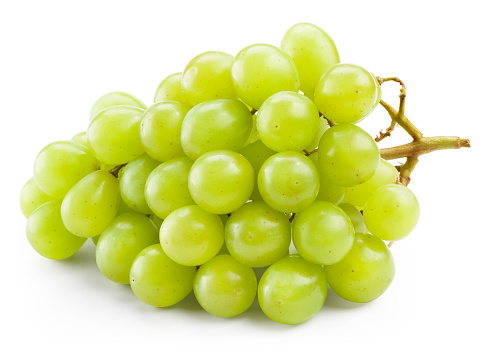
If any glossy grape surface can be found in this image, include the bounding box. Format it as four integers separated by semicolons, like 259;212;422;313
338;203;366;234
154;72;192;107
89;91;146;120
20;177;55;218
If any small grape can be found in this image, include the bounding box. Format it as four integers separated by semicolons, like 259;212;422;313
89;91;146;120
338;203;367;234
20;177;55;218
154;72;192;107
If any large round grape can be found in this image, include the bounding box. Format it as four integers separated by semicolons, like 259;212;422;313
256;91;319;152
318;124;380;187
225;201;291;267
231;44;299;109
33;140;100;199
280;22;339;98
182;51;237;106
145;157;195;219
324;233;395;303
194;255;257;317
315;63;378;124
119;154;160;214
96;213;159;284
159;205;224;266
139;101;190;162
154;72;192;107
188;150;254;214
26;201;86;260
292;201;354;265
20;177;55;218
258;254;328;325
343;159;398;207
363;184;420;241
257;151;319;213
88;105;145;165
89;91;146;120
180;99;252;160
61;170;120;238
130;244;196;307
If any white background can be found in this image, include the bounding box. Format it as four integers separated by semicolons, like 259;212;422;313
1;0;487;352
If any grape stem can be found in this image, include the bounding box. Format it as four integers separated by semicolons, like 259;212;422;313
250;108;257;115
108;164;126;178
320;113;336;127
377;77;470;186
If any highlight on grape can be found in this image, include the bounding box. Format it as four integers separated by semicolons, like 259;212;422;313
20;22;470;325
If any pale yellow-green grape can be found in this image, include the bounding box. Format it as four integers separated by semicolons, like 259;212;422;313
149;214;164;229
92;235;100;246
88;106;145;165
26;201;86;260
130;244;196;307
308;153;345;204
89;91;146;120
96;213;159;284
194;255;257;317
343;159;398;207
372;72;382;107
159;205;224;266
317;124;380;187
324;233;395;303
61;170;120;238
182;51;237;106
115;197;133;217
258;254;327;325
139;101;190;162
188;150;254;214
217;214;230;255
280;22;340;98
239;140;276;201
231;44;300;109
292;201;354;265
71;132;90;149
257;151;319;213
180;99;252;160
145;157;195;219
257;91;319;152
154;72;192;107
33;141;100;199
244;112;259;146
304;116;329;152
119;154;160;214
363;184;420;241
338;203;366;234
225;201;291;267
315;63;378;124
20;177;55;218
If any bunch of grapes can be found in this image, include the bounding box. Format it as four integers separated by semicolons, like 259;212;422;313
20;22;422;325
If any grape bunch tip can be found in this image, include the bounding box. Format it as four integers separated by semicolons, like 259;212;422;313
20;22;470;325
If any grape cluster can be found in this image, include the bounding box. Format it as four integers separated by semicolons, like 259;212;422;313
20;22;420;325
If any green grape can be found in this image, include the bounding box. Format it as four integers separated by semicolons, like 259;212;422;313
258;254;327;325
130;244;196;307
372;72;382;107
33;141;100;199
20;177;55;218
145;156;195;219
280;22;340;98
225;201;291;267
89;91;146;120
315;63;378;124
239;140;276;201
115;197;133;217
317;124;380;187
338;203;366;234
244;112;259;146
292;201;354;265
96;213;159;284
182;51;237;106
139;101;190;162
26;201;86;260
159;205;224;266
324;233;395;303
181;99;252;160
343;159;398;207
61;170;120;238
188;150;254;214
154;72;192;107
71;132;90;149
231;44;299;109
257;151;319;213
304;116;329;152
194;255;257;317
363;184;420;241
92;235;100;246
308;153;345;204
149;214;164;229
119;154;160;214
88;105;145;165
257;91;319;152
